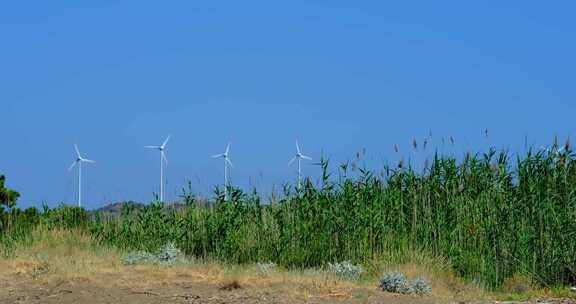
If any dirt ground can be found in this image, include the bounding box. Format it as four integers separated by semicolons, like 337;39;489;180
1;271;575;304
0;276;426;304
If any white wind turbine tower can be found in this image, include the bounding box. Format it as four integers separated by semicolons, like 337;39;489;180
211;142;233;200
145;135;171;202
288;140;312;189
68;144;95;208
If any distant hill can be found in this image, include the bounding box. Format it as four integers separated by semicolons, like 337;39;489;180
93;201;146;215
91;200;209;218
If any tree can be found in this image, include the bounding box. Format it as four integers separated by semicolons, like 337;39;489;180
0;175;20;210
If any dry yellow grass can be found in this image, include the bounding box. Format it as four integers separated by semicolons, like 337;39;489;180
1;229;121;281
3;228;558;303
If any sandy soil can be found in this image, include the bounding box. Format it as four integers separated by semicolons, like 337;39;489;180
0;272;443;304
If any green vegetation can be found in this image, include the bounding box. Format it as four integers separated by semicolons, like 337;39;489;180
0;175;20;210
1;143;575;291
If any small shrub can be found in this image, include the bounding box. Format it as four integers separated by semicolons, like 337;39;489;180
123;251;157;265
157;242;181;265
380;272;409;293
256;262;277;275
411;277;432;295
379;272;432;295
122;242;181;266
328;261;364;281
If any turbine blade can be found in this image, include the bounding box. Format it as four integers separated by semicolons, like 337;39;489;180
301;155;312;160
162;151;168;164
74;144;81;158
225;142;231;155
211;154;224;158
162;135;171;147
226;158;234;168
144;145;160;149
68;160;78;171
288;156;297;166
83;159;96;164
296;140;301;154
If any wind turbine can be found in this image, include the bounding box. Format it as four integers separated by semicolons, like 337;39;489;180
145;135;171;202
288;140;312;189
68;144;95;208
211;142;233;200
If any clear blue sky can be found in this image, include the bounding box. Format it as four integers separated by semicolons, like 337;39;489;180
2;1;575;209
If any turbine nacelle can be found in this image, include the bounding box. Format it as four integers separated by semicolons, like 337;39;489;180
69;144;95;171
211;142;233;167
288;140;312;166
145;135;171;164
